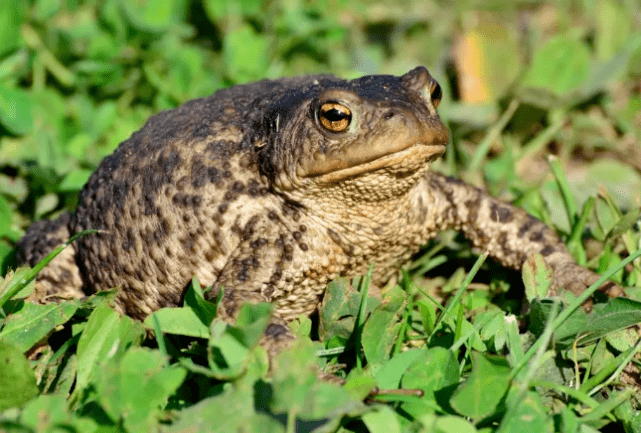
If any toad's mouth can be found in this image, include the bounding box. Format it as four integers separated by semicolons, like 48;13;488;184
306;142;446;184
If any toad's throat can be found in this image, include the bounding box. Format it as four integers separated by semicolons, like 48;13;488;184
305;142;446;184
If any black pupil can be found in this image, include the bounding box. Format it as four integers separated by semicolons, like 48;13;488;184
323;108;348;122
431;84;442;101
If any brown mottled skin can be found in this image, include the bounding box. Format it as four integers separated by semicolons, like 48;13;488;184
17;67;621;354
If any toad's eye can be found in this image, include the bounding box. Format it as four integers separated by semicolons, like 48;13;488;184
318;102;352;132
430;81;442;108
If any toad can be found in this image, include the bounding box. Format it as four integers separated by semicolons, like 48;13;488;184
17;66;622;354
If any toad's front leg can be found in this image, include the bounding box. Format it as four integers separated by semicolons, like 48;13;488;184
419;172;623;299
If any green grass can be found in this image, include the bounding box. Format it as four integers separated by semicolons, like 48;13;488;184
2;0;641;432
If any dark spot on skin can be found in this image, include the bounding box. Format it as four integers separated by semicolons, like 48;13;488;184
207;167;219;184
292;231;301;241
181;233;197;252
327;228;341;245
269;267;283;284
540;245;555;256
433;177;458;222
192;123;211;137
60;268;72;282
191;158;208;188
417;195;427;225
122;229;134;251
299;243;308;251
218;203;228;214
231;181;244;193
529;230;545;243
299;225;307;233
464;195;481;223
265;323;289;338
161;218;171;233
283;244;293;261
247;179;262;196
173;193;202;208
490;203;513;223
173;194;186;207
268;211;279;221
250;237;268;249
236;215;260;240
518;217;538;237
497;231;507;246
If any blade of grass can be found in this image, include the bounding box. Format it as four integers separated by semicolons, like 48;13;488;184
469;99;520;171
583;338;641;396
548;155;578;232
567;197;594;265
0;229;98;309
510;247;641;381
517;114;566;162
355;263;374;370
450;311;500;353
580;388;634;423
428;253;487;343
393;272;413;356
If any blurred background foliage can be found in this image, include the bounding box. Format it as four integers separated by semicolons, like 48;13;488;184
0;0;640;267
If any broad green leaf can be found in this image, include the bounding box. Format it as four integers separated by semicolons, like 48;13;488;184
207;303;271;378
164;379;284;433
58;169;93;192
497;391;551;433
233;302;272;348
33;0;62;20
0;301;78;352
270;340;360;421
401;347;459;401
413;414;479;433
375;348;425;389
119;0;183;32
203;0;262;21
362;285;406;370
450;352;511;420
556;407;579;433
531;297;641;347
0;341;38;411
576;298;641;345
0;195;11;237
144;306;211;338
362;405;402;433
223;24;269;82
94;348;186;432
0;85;32;135
522;253;553;301
75;304;143;392
187;276;220;317
19;394;98;432
436;415;478;433
0;0;25;57
319;277;379;341
522;35;590;95
595;0;630;60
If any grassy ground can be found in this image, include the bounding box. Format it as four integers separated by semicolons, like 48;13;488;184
1;0;641;431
